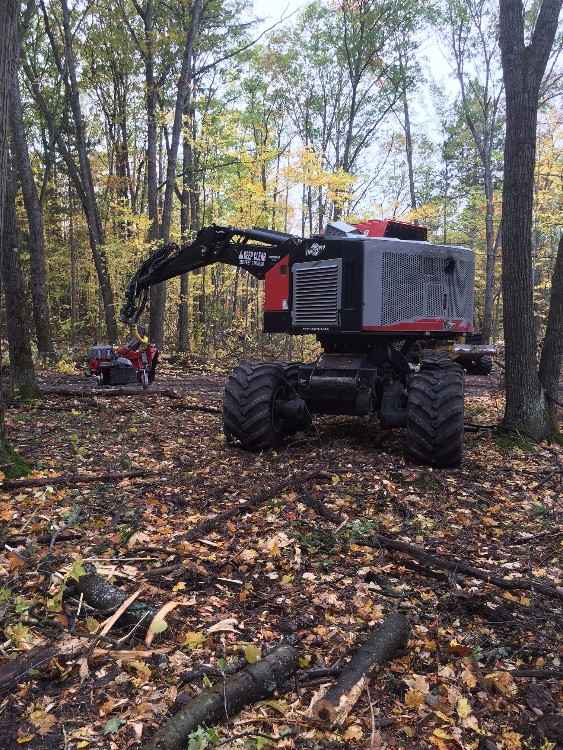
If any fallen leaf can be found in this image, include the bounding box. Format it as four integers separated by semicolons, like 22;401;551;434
29;708;56;736
342;724;363;740
207;617;238;634
145;601;181;646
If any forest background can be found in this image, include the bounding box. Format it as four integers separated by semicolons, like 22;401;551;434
2;0;562;366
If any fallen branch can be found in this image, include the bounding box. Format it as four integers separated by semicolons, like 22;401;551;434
168;402;221;415
359;534;563;602
147;643;298;750
300;489;342;524
40;385;182;399
311;613;410;726
0;638;86;693
0;469;158;490
508;668;563;679
144;560;210;581
298;498;563;603
181;469;329;542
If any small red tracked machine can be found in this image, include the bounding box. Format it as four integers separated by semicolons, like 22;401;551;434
87;327;159;388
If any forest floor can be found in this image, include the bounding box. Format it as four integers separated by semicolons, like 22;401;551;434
0;362;561;750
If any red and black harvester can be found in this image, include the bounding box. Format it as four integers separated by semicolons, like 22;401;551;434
120;219;487;467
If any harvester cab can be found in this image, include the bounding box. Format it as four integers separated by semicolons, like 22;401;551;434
120;220;486;467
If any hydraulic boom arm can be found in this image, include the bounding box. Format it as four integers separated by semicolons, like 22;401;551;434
120;224;300;324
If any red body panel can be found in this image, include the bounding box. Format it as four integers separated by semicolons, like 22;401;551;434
363;319;472;333
264;254;290;312
354;219;427;241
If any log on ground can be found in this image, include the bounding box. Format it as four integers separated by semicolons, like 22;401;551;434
1;469;158;490
71;566;155;622
310;612;410;726
147;643;298;750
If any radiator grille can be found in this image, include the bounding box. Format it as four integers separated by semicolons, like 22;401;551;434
292;261;341;327
381;252;473;325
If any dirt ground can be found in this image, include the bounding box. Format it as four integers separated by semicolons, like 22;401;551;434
0;363;561;750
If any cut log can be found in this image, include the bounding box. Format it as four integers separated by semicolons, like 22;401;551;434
182;469;329;542
147;643;298;750
1;469;158;490
310;612;410;726
71;566;155;622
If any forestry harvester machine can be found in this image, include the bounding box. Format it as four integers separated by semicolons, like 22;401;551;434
121;219;490;467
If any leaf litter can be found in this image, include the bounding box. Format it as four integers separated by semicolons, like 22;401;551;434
0;366;561;749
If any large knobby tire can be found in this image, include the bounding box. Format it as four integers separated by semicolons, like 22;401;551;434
406;354;465;468
223;362;294;451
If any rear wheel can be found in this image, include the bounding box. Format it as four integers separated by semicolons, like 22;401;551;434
223;362;298;451
406;354;464;468
463;355;492;376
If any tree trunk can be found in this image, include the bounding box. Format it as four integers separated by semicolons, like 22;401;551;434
538;233;562;433
153;0;203;348
57;0;117;341
499;0;562;440
1;170;37;399
402;89;416;210
69;177;79;346
0;0;18;463
481;169;497;344
177;105;196;353
9;66;53;357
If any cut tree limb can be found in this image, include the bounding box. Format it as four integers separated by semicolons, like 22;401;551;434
70;566;155;622
181;469;329;542
310;612;410;726
147;643;298;750
1;469;158;490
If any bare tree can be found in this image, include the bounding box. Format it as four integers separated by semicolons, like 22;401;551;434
37;0;118;341
449;0;504;344
10;8;54;358
499;0;562;438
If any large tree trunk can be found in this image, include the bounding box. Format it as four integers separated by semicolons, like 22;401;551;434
0;0;18;460
499;0;562;440
9;62;53;358
1;170;37;399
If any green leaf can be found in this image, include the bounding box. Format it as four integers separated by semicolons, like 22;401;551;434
243;643;261;664
258;699;288;715
68;559;86;582
102;717;125;735
184;631;206;650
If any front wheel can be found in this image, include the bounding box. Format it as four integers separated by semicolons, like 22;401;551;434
223;362;299;451
406;354;464;468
